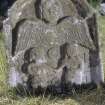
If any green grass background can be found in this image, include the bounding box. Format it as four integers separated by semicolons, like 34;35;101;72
88;0;101;8
0;4;105;105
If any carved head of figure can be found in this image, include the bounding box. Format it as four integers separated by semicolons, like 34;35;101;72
41;0;64;24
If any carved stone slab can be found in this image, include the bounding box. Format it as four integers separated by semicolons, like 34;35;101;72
3;0;104;93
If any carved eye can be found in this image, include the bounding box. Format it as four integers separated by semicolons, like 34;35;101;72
30;49;37;62
28;62;36;75
47;46;60;60
48;9;51;14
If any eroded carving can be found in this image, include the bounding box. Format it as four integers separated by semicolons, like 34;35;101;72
3;0;104;93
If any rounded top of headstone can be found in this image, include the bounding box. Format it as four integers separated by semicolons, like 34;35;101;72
8;0;37;28
7;0;83;27
41;0;79;24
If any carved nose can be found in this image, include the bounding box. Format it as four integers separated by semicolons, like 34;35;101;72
36;58;47;65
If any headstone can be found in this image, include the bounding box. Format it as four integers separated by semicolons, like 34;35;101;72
3;0;104;93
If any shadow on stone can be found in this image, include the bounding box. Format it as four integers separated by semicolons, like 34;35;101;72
13;82;97;98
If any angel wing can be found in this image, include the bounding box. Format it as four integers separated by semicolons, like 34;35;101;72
56;17;95;50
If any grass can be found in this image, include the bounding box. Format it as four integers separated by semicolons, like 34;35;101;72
0;33;8;94
88;0;101;8
0;15;105;105
98;16;105;70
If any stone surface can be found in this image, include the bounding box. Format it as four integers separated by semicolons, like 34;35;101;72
3;0;104;93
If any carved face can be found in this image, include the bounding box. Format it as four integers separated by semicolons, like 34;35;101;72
24;46;60;68
41;0;63;23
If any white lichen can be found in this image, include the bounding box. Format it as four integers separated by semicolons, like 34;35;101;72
8;67;23;87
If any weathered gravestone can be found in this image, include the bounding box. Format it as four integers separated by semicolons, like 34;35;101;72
3;0;104;93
